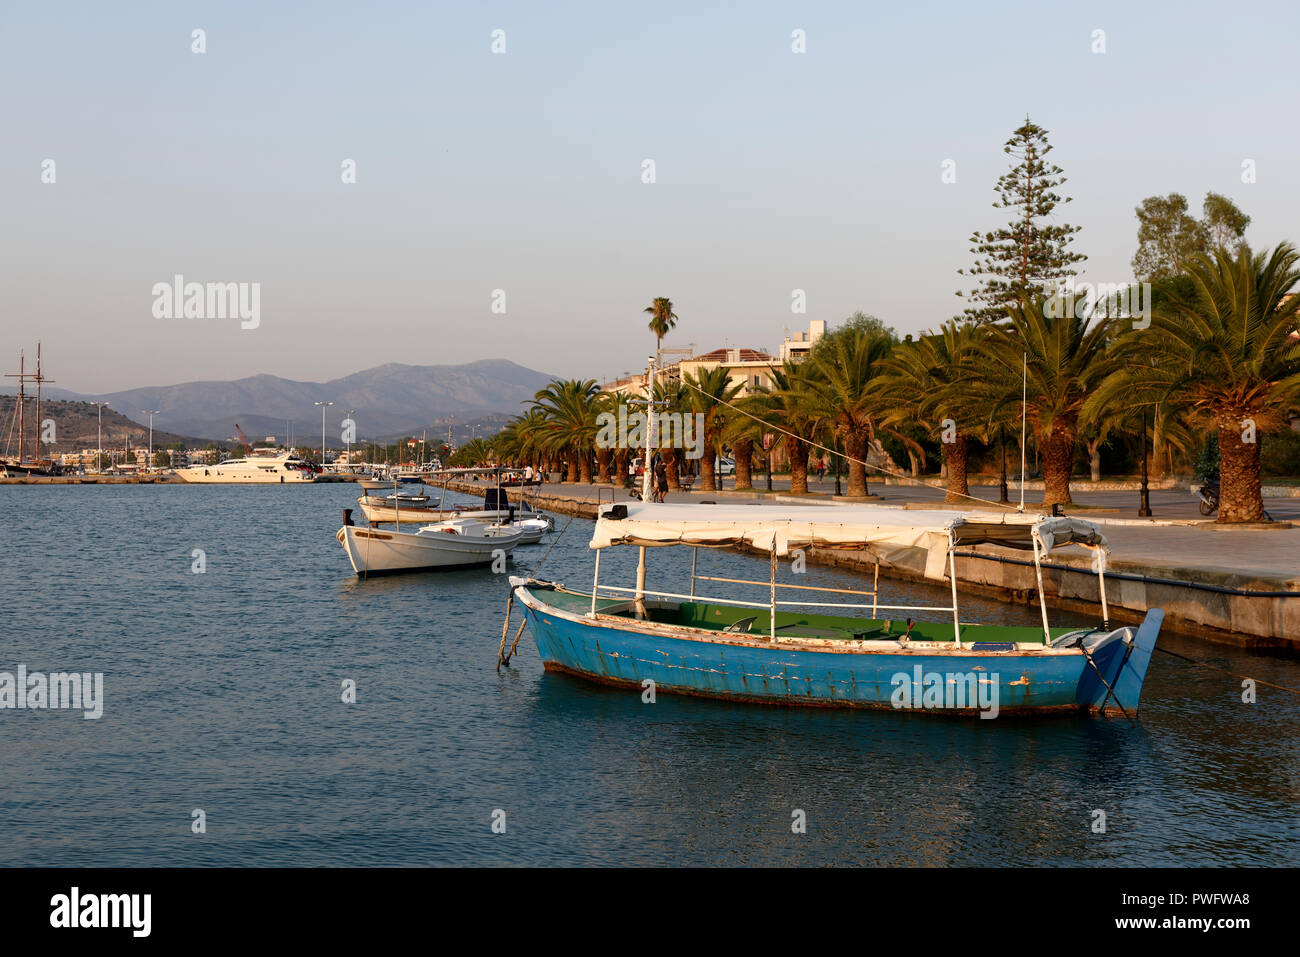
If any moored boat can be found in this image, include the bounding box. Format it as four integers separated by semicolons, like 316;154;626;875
336;516;524;576
175;450;315;483
509;503;1162;718
356;486;550;527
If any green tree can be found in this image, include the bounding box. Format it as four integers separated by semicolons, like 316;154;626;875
681;366;744;492
805;323;898;497
643;297;678;366
1088;243;1300;523
529;379;602;484
958;118;1085;324
1202;192;1251;251
878;322;988;503
958;297;1122;507
1131;192;1250;281
753;362;820;495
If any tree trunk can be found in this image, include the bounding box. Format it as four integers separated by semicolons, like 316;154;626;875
732;438;754;490
596;446;612;485
567;454;579;484
844;431;869;497
578;451;593;485
614;448;629;488
664;448;681;490
942;434;969;504
1217;419;1264;523
1040;426;1075;507
1087;439;1101;483
700;453;716;492
786;434;809;494
907;450;919;478
1151;417;1166;480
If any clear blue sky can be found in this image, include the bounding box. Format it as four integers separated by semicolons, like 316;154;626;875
3;0;1297;392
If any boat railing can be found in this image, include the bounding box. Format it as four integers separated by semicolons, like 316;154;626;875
593;581;954;617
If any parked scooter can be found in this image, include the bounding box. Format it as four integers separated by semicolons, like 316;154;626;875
1195;479;1219;516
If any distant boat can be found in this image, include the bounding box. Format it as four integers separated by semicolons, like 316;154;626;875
336;517;524;575
175;451;316;484
509;503;1162;717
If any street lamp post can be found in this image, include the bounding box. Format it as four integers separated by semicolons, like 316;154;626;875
142;410;160;470
998;425;1010;504
344;409;356;468
1139;406;1152;517
315;401;333;467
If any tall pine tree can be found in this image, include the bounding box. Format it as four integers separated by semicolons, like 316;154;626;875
957;118;1085;324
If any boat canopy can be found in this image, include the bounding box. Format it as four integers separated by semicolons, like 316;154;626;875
589;503;1108;580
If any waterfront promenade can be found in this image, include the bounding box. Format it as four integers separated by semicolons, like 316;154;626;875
454;474;1300;647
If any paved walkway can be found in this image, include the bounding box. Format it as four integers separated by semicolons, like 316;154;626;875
484;476;1300;584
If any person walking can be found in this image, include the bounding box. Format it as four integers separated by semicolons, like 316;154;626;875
653;457;668;503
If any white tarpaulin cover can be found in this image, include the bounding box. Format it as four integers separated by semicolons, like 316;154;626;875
589;503;1108;580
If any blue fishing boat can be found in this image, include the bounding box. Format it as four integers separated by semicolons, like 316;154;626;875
508;503;1161;718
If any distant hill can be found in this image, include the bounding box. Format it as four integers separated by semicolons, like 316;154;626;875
0;396;200;454
24;359;555;443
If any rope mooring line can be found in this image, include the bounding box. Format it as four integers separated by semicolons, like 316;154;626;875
674;375;1024;513
1153;645;1300;697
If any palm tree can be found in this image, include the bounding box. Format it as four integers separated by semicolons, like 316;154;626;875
1087;243;1300;522
753;362;820;495
877;323;987;503
651;378;687;490
644;297;678;368
721;393;768;491
682;366;744;492
959;297;1122;507
805;323;897;497
529;379;602;484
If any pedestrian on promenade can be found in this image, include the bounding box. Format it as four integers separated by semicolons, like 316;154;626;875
654;458;668;503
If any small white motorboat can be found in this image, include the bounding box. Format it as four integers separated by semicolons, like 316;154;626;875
336;517;524;576
488;516;550;545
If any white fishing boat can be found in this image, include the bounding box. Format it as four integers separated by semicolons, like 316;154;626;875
336;516;524;575
175;451;316;484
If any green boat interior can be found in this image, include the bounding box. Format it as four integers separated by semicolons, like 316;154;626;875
533;585;1078;645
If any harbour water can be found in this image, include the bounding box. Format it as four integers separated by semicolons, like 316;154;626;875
1;484;1297;866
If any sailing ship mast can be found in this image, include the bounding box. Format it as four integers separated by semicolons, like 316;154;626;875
4;343;56;468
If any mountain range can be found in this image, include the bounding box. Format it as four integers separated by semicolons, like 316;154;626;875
14;359;556;444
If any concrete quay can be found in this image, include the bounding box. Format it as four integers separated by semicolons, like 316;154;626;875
450;475;1300;648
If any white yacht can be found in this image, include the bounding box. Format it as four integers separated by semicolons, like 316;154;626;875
175;451;316;484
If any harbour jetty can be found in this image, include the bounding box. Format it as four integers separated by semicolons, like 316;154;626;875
447;477;1300;649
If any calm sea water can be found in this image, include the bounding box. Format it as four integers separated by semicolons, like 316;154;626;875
1;484;1297;866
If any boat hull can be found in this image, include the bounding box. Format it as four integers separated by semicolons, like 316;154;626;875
513;584;1161;717
337;525;520;575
